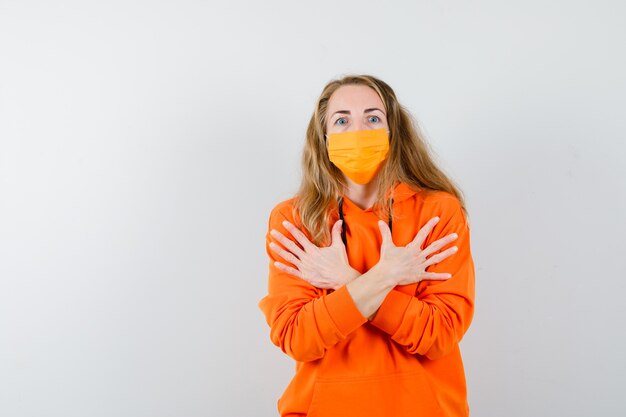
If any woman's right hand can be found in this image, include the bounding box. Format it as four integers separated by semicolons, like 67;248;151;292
376;216;458;286
268;219;360;290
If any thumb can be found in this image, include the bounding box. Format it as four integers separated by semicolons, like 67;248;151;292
331;220;344;246
378;220;393;247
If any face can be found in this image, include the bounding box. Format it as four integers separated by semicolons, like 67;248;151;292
325;84;388;134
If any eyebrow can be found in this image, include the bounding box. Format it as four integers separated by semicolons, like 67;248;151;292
331;108;386;117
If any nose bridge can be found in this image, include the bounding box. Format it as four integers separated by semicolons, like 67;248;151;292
351;112;367;131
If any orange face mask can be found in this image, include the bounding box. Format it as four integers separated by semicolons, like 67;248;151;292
326;128;390;184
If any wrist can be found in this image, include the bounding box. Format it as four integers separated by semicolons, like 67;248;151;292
331;267;361;291
371;261;398;289
344;267;361;284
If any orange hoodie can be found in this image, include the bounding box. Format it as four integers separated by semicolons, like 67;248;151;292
258;182;475;417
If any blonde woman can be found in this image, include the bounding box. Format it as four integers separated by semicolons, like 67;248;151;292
258;74;475;417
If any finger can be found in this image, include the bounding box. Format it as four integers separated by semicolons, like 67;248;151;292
423;246;458;268
421;272;453;281
378;220;393;246
273;261;303;278
282;220;316;252
410;216;440;249
269;241;302;268
331;220;344;246
421;232;458;258
270;229;305;258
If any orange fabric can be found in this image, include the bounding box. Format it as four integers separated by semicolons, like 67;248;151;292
258;182;475;417
327;128;390;184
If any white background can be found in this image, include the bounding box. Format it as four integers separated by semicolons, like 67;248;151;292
1;1;625;416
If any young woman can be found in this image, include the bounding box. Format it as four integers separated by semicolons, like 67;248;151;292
258;74;475;417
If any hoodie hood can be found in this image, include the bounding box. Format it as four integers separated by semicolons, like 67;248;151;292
339;181;418;215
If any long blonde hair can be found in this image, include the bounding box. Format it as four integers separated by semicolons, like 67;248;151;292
293;74;465;246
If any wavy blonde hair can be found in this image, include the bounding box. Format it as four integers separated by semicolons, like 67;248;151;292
293;74;466;246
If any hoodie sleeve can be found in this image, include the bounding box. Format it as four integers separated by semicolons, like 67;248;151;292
257;203;368;362
368;196;475;360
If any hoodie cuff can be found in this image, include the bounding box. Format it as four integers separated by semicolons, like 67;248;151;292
369;289;413;335
323;285;368;337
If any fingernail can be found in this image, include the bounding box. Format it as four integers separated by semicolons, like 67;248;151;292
270;230;278;236
282;220;289;227
451;233;458;239
433;217;440;222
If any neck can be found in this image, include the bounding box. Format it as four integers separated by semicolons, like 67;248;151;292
343;178;379;210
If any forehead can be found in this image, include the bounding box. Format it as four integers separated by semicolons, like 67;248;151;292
327;84;385;112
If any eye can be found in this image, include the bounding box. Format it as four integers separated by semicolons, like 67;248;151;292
335;117;348;126
368;115;381;123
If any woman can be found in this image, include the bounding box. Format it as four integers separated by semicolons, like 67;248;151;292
258;74;475;417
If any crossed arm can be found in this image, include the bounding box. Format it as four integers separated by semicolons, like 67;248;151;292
257;200;475;362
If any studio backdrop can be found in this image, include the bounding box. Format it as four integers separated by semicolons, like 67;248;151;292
1;1;624;416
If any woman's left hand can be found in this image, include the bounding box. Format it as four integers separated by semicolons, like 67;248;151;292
269;220;360;290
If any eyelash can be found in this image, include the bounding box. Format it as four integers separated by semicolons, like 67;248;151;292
334;115;382;125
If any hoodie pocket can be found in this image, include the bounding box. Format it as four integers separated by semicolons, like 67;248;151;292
306;370;444;417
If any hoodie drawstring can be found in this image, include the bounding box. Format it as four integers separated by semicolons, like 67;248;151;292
337;197;394;248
